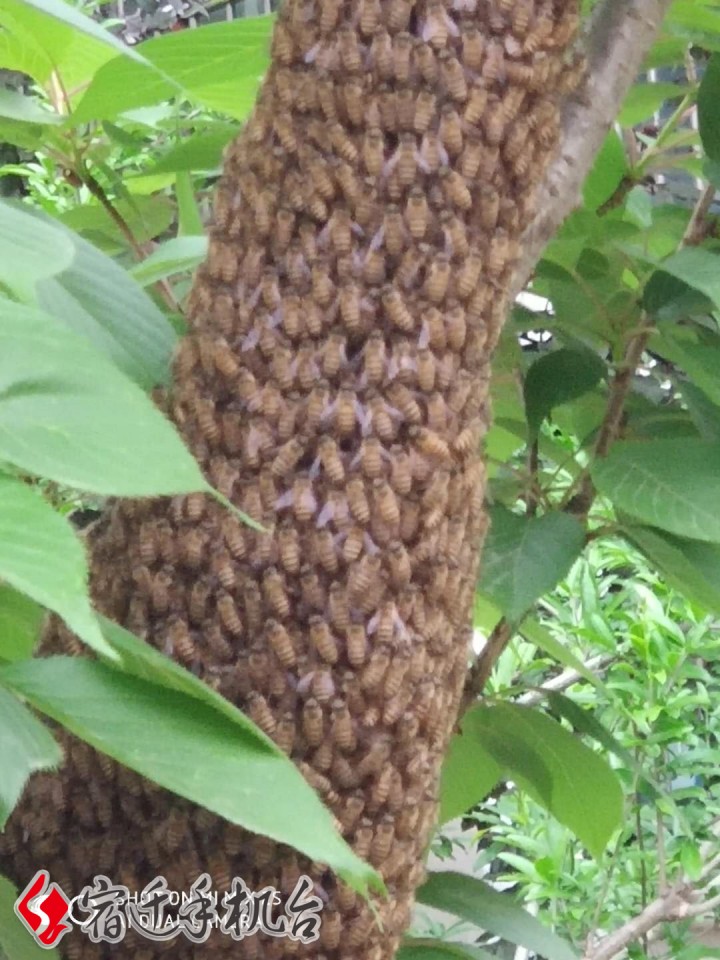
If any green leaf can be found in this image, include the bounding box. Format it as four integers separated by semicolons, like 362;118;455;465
4;202;179;390
680;840;703;881
130;236;207;287
0;300;207;496
175;172;204;237
416;872;578;960
0;200;74;297
583;130;628;211
0;656;381;895
142;126;236;174
0;875;61;960
699;53;720;162
0;474;110;657
439;722;502;823
592;440;720;543
0;584;43;662
57;195;173;254
523;347;606;440
545;692;661;800
449;704;623;857
651;325;720;407
0;88;61;125
0;685;61;827
624;524;720;614
519;617;605;689
680;380;720;442
398;939;497;960
479;508;586;622
648;247;720;312
73;17;273;123
619;82;686;127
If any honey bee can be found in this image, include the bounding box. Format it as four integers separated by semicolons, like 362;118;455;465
346;623;367;666
319;333;345;381
387;382;422;424
288;474;316;523
246;692;277;738
301;697;325;747
413;424;452;462
338;794;365;834
329;582;351;631
359;644;391;691
301;564;326;610
264;618;295;668
414;39;439;83
357;330;386;386
363;248;387;286
422;0;458;48
274;711;296;753
387;540;411;587
244;582;265;635
459;21;484;69
329;121;359;164
440;166;472;211
357;735;392;778
368;814;395;867
271;22;294;65
312;668;335;703
386;132;418;187
315;436;345;485
381;204;407;256
332;386;356;437
461;79;488;129
421;252;450;304
339;524;362;564
353;818;375;860
359;436;385;478
350;554;383;603
454;250;482;299
319;910;342;950
262;568;290;619
393;31;413;83
194;397;220;444
167;617;196;663
386;446;411;497
381;285;414;333
386;0;412;30
339;279;362;333
372;478;400;528
369;27;394;80
276;523;300;575
211;547;237;590
214;592;241;638
369;391;399;441
488;228;516;276
309;528;336;574
399;191;427;247
337;23;362;71
340;478;368;526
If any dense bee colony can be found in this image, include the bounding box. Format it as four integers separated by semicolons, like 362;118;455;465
0;0;580;957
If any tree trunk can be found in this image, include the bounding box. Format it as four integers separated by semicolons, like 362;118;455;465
1;2;581;957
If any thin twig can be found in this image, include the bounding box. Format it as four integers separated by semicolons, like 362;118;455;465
461;619;512;711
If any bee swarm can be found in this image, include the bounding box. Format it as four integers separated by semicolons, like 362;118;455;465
0;0;580;956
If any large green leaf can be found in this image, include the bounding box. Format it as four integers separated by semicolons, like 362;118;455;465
651;325;720;407
625;523;720;614
0;584;43;662
0;875;61;960
519;617;605;689
0;474;109;656
648;248;720;311
439;723;501;824
398;939;496;960
416;872;578;960
0;300;207;496
0;656;381;895
583;130;628;211
0;88;61;126
142;127;236;174
592;440;720;543
523;347;606;440
479;509;586;623
441;704;623;856
0;201;74;298
57;196;174;253
73;17;273;123
130;236;207;288
619;82;686;127
0;685;61;827
680;380;720;442
699;53;720;161
4;201;178;390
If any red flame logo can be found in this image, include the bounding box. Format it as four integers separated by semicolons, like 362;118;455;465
15;870;72;948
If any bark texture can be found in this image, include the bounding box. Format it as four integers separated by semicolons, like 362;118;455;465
1;1;579;956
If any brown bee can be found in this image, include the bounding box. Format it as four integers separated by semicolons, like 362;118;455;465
488;228;516;276
278;523;301;574
271;21;294;64
339;279;362;333
342;524;365;564
353;818;375;860
370;814;396;866
387;132;418;187
412;347;434;392
314;527;340;573
349;554;383;603
344;476;370;524
309;615;339;665
358;330;386;386
409;89;435;136
381;285;414;332
167;617;196;664
247;692;277;738
346;623;367;666
367;391;398;441
387;0;412;31
422;252;451;304
262;568;291;619
300;565;326;611
302;697;325;747
317;436;346;485
359;436;385;478
358;0;381;35
370;27;395;80
266;619;297;668
244;582;265;634
401;189;427;243
211;548;237;591
290;474;317;522
339;793;366;834
329;121;359;163
456;250;484;299
412;424;452;462
329;582;351;631
389;445;413;495
387;382;422;424
333;386;357;437
373;478;401;528
337;23;362;71
422;0;457;49
460;22;484;70
387;540;412;587
414;39;439;83
215;592;242;638
393;31;413;83
312;668;335;703
381;204;407;256
363;248;387;286
194;397;220;444
359;644;391;691
274;711;296;754
463;78;489;127
311;257;335;307
356;735;392;778
322;332;348;380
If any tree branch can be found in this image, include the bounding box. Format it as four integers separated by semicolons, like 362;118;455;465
511;0;675;299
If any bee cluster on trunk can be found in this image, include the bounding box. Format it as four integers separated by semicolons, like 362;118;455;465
0;0;580;957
